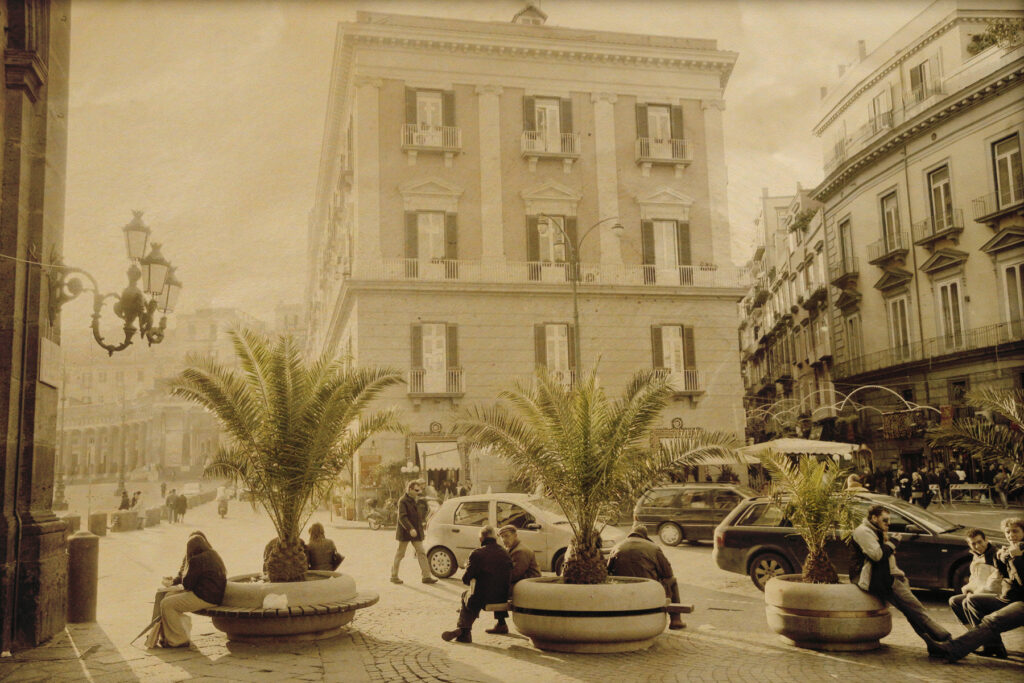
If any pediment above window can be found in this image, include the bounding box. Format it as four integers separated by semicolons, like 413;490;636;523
520;180;582;216
873;267;913;293
835;289;862;311
920;248;968;275
634;186;695;221
981;226;1024;255
399;177;464;212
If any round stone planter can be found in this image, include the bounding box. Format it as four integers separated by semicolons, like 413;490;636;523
764;575;891;651
511;576;668;653
201;571;377;643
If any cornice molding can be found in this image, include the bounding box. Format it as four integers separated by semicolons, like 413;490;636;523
591;92;618;104
701;98;726;111
4;49;47;102
474;84;503;96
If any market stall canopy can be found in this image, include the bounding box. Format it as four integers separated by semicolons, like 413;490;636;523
738;438;859;460
416;441;460;470
697;452;760;466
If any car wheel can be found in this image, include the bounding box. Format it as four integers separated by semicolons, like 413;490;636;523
749;552;791;591
950;560;971;591
428;547;457;579
552;550;566;576
658;523;683;546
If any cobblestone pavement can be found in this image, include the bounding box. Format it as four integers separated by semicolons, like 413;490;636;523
1;495;1022;682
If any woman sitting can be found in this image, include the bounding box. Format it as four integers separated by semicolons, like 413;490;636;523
307;522;344;571
158;534;226;648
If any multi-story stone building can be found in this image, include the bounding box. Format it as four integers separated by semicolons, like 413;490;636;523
739;187;833;442
811;0;1024;472
306;7;745;494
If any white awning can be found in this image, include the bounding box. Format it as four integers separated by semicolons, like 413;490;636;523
416;441;460;471
738;438;859;459
698;453;760;466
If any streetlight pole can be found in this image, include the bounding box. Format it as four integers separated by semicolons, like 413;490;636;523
537;215;624;377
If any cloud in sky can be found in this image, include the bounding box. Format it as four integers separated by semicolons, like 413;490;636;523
63;0;930;330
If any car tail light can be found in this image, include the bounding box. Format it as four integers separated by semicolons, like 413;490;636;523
715;530;724;548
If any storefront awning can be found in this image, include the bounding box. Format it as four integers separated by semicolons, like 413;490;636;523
738;438;859;459
416;441;460;471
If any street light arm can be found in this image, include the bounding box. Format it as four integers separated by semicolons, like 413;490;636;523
536;213;622;260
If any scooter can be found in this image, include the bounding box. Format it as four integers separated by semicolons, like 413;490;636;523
366;499;396;530
218;498;228;518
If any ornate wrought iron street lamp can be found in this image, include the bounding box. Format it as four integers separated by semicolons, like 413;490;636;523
48;211;183;355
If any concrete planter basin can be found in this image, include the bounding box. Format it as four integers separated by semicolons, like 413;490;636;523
764;574;891;651
511;576;668;653
198;571;378;643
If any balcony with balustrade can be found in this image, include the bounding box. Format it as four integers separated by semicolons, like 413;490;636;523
867;231;909;266
913;208;964;248
829;256;859;290
973;190;1024;227
521;131;581;172
408;367;464;398
655;368;706;404
401;124;462;165
634;137;692;177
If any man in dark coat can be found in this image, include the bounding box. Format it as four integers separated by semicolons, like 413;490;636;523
391;480;437;584
442;525;512;643
487;525;541;634
608;524;684;629
174;491;188;523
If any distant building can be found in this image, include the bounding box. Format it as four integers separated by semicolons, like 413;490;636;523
306;7;745;495
811;0;1024;474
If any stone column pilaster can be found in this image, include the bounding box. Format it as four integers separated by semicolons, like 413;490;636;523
701;98;733;269
590;92;622;265
475;85;504;263
354;76;383;273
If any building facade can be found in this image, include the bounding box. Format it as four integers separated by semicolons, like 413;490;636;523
306;8;745;496
812;0;1024;473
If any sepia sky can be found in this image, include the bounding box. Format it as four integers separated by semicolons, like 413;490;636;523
63;0;930;331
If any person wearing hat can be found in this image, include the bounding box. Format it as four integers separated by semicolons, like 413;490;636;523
608;523;684;630
441;525;512;644
487;524;541;635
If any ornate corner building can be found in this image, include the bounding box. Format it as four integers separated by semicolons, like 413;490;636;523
305;8;746;493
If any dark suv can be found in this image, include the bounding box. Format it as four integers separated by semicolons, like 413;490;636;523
634;483;756;546
713;492;1001;591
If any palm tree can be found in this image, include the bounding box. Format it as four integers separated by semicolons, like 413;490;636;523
927;387;1023;488
455;366;742;584
756;450;856;584
170;327;404;581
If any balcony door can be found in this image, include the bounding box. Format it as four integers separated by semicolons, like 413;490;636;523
936;279;964;352
909;61;930;103
647;105;672;157
654;220;679;283
1003;262;1024;338
416;91;444;146
534;98;561;153
887;296;911;362
545;324;571;385
928;166;954;233
881;193;901;252
421;323;447;394
994;135;1024;209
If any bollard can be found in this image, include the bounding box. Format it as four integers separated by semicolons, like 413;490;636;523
67;531;99;623
60;514;81;535
88;512;107;537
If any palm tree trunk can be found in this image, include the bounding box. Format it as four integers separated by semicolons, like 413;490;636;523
802;548;838;584
562;533;608;584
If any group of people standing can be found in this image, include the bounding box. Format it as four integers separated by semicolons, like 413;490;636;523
855;462;1015;509
164;489;189;523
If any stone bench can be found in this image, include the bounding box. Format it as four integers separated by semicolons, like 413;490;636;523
194;591;379;642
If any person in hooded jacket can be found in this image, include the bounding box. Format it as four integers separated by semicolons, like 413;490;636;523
442;526;511;644
158;534;226;648
608;524;685;629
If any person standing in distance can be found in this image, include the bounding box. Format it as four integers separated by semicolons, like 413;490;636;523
391;480;437;584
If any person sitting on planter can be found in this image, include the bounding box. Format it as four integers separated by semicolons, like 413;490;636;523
307;522;344;571
607;523;685;630
391;480;437;585
442;525;512;644
487;524;541;635
948;528;1001;633
850;505;951;653
926;517;1024;662
156;533;226;648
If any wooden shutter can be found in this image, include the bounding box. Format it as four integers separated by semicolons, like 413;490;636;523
444;213;458;260
446;324;458;369
534;324;547;367
560;97;573;133
567;324;577;372
405;87;417;124
683;326;696;370
523;96;536;132
651;326;664;368
675;222;691;266
670;105;684;140
635;104;648;138
526;216;540;262
641;220;655;265
442;90;455;127
405;212;419;258
411;324;423;368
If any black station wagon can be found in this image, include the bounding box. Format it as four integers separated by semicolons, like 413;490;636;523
712;492;1002;591
634;483;756;546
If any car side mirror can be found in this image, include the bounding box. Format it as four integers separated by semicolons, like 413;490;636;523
526;522;541;531
903;524;925;535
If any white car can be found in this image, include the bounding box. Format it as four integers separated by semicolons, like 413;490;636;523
424;493;625;578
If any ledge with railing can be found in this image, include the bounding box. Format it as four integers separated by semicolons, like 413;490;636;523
912;208;964;246
521;131;581;157
400;124;462;152
829;256;859;289
972;191;1024;226
351;258;743;289
867;231;909;265
635;138;692;165
654;368;706;395
832;321;1024;379
408;367;464;397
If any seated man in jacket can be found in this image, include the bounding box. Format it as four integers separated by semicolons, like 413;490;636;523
948;528;1001;631
442;526;512;644
927;517;1024;662
608;524;684;630
487;524;542;635
850;505;950;652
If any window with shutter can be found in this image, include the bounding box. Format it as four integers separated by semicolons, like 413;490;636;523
927;166;954;233
880;193;900;252
994;135;1024;208
421;323;447;393
936;279;964;352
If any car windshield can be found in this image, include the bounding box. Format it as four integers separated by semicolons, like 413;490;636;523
527;497;570;522
875;497;961;534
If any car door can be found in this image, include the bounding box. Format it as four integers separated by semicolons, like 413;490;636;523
638;488;679;530
678;490;713;540
496;500;549;568
450;500;490;567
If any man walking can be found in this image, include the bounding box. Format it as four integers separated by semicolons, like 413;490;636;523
442;526;511;644
850;505;951;652
608;523;685;630
487;525;541;634
391;480;437;585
